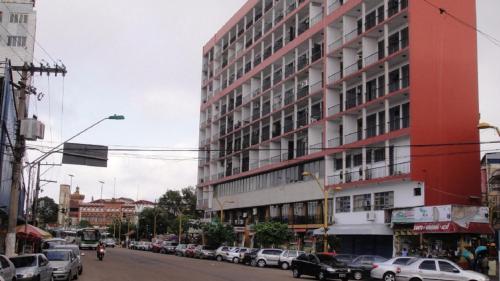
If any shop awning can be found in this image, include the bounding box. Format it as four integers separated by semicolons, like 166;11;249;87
413;222;494;234
313;224;393;236
16;224;52;239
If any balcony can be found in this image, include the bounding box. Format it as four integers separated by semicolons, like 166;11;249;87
271;155;281;163
328;137;342;148
263;46;272;60
344;131;361;144
328;174;342;185
274;39;283;52
328;104;342;116
298;20;309;36
344;28;358;43
284;90;295;105
297;53;309;71
328;37;342;53
311;11;323;26
309;143;322;154
297;85;309;99
296;114;308;128
284;121;294;133
328;70;343;84
285;63;295;77
262;103;271;116
328;0;343;14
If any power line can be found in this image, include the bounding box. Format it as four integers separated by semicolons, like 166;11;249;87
422;0;500;48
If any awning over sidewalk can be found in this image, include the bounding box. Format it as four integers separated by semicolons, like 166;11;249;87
313;224;393;236
413;222;494;234
16;224;52;239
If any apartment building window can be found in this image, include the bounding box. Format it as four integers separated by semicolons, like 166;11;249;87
7;36;26;47
10;13;28;24
353;154;362;167
335;158;342;171
374;191;394;210
353;194;372;212
374;148;385;162
335;196;351;213
402;102;410;128
366;149;373;164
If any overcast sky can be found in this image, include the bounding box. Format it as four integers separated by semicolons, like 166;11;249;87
28;0;500;203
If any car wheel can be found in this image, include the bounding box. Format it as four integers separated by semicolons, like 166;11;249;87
257;259;266;268
160;249;166;254
250;259;257;267
216;255;223;262
318;271;325;281
79;266;83;275
353;271;363;280
281;262;289;270
74;270;79;280
292;268;301;278
383;272;396;281
233;257;240;264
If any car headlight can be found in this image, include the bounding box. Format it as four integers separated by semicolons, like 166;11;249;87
326;267;336;272
347;268;351;273
24;272;34;278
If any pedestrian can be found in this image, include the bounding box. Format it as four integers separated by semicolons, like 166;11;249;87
401;248;408;257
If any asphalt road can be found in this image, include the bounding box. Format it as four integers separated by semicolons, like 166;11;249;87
78;248;303;281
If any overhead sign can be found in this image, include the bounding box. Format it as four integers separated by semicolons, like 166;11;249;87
62;143;108;167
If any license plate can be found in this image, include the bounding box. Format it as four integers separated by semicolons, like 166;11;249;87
339;274;346;278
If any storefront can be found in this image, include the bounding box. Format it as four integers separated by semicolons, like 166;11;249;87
391;205;493;259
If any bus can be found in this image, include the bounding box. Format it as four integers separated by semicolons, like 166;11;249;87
77;228;101;250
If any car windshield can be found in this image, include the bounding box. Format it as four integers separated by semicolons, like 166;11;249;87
44;251;70;261
318;255;342;265
10;256;37;268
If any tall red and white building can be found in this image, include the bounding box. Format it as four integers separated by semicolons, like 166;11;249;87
197;0;481;255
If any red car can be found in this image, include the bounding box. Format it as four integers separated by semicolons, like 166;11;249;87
151;241;165;253
184;244;198;258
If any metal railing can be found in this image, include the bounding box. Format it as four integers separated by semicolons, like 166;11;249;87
271;155;281;163
309;143;322;153
344;28;358;42
328;137;342;148
311;12;323;26
328;70;342;84
328;0;341;14
344;131;361;144
328;174;342;185
310;80;323;93
328;37;343;52
297;86;309;99
328;104;341;116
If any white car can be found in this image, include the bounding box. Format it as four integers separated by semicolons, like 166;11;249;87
215;246;235;262
278;250;305;270
0;255;15;281
396;258;490;281
226;247;249;263
371;257;416;281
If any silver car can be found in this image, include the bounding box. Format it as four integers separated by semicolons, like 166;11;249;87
397;258;490;281
0;255;16;281
371;257;416;281
278;250;305;270
10;254;53;281
215;246;234;262
43;249;79;281
254;248;283;267
226;247;249;263
54;245;83;275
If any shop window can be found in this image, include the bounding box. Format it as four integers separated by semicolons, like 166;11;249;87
353;194;371;212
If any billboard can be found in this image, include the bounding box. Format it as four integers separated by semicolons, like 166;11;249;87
62;143;108;167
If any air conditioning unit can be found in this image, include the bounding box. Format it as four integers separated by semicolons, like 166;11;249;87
366;212;376;221
20;119;45;141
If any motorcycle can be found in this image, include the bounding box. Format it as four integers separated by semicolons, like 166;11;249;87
97;247;105;261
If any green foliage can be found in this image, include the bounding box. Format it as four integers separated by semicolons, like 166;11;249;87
36;196;58;227
254;221;292;248
202;221;236;248
79;220;91;228
138;207;167;239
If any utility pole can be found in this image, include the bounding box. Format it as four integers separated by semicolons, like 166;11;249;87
32;163;60;226
5;63;67;256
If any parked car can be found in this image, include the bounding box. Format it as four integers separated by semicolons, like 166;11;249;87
291;253;351;281
103;238;116;248
135;241;152;251
334;254;358;264
349;255;388;280
194;245;216;259
43;249;79;281
0;255;16;281
128;241;137;249
397;258;489;281
279;250;305;270
215;246;234;262
370;257;416;281
226;248;250;263
151;241;164;253
184;244;198;258
161;241;178;254
54;244;83;275
42;238;67;250
175;244;188;256
253;248;283;267
242;248;260;265
10;254;53;281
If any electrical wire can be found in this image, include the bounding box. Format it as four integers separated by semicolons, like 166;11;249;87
422;0;500;48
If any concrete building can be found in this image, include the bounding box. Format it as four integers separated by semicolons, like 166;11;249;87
79;198;136;227
482;153;500;228
0;0;36;67
57;184;70;227
196;0;481;255
68;187;85;226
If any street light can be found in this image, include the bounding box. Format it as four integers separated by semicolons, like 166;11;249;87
302;171;342;253
478;122;500;137
215;198;234;223
99;181;105;200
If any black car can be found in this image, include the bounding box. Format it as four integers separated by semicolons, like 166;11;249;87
348;255;388;280
242;248;260;265
291;253;351;281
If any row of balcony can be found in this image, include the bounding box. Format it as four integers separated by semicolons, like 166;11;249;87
327;161;410;185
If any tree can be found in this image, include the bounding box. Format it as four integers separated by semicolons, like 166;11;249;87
138;208;168;239
157;187;203;233
79;220;91;228
202;221;236;248
36;197;58;227
254;221;292;248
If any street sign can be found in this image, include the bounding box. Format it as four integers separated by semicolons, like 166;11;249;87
62;143;108;167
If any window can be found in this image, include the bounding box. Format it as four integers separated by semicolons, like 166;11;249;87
393;258;412;265
374;148;385;162
414;187;421;196
366;149;373;163
7;36;27;47
335;158;343;170
9;13;28;24
353;194;371;212
335;196;350;213
307;201;318;217
374;191;394;210
438;261;458;273
419;260;436;271
353;154;362;167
